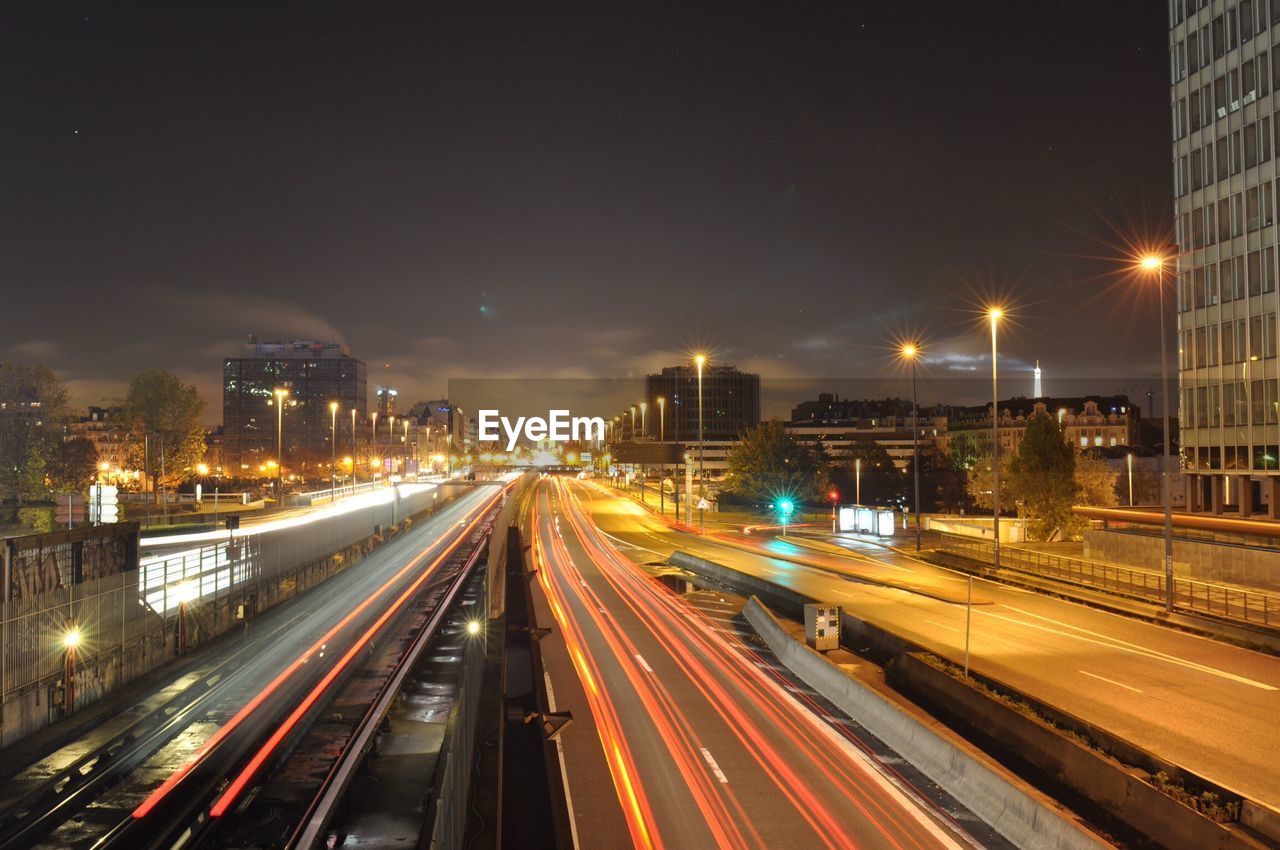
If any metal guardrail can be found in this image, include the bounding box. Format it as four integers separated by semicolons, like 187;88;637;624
938;534;1280;628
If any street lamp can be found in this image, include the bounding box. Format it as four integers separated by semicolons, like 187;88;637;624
695;353;707;530
987;308;1003;570
1127;452;1135;506
901;342;923;551
351;408;359;487
1141;254;1175;611
329;401;339;501
273;387;289;500
388;415;397;478
640;401;647;438
63;625;81;712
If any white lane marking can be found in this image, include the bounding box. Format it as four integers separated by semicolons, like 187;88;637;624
544;673;581;850
983;605;1278;691
599;529;666;557
925;619;960;633
634;653;654;673
700;747;729;784
1079;670;1144;694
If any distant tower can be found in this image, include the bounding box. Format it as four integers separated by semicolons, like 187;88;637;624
1033;360;1042;398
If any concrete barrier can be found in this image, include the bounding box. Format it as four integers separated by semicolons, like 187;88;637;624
668;550;813;617
743;596;1107;850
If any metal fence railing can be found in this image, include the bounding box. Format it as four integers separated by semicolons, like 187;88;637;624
938;534;1280;628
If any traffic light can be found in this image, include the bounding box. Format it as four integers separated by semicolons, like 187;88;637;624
778;499;795;517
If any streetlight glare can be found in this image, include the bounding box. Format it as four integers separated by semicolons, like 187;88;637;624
62;628;82;649
1141;255;1164;270
987;307;1004;321
901;343;917;359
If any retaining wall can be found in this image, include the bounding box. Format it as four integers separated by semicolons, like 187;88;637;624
1083;528;1280;591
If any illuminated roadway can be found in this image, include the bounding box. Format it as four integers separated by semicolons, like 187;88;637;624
529;477;989;850
572;481;1280;811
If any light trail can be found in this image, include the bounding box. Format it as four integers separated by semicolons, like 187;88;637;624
132;486;506;820
208;493;497;817
539;496;758;849
557;478;971;850
141;482;445;547
532;501;664;850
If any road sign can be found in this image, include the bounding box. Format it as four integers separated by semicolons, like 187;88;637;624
55;494;87;526
697;497;711;511
89;484;120;524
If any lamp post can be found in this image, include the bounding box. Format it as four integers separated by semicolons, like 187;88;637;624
273;387;289;500
658;396;666;515
1142;255;1176;611
351;408;358;487
329;401;339;501
640;401;647;437
855;457;862;505
388;415;396;478
988;308;1003;570
403;419;411;476
902;343;923;551
695;353;706;531
62;626;80;714
1127;452;1135;506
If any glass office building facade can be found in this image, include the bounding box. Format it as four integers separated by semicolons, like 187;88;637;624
222;339;367;478
1171;0;1280;513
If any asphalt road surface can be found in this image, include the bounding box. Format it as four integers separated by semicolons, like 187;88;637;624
529;478;992;850
573;481;1280;810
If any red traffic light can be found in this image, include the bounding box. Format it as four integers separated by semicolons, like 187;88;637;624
828;490;839;502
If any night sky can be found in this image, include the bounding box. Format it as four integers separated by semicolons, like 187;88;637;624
3;2;1172;419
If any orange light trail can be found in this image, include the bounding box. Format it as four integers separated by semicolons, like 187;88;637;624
540;496;758;849
132;486;506;820
208;490;505;817
558;478;968;850
533;501;663;850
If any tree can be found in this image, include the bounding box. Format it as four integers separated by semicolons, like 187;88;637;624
829;440;905;506
1075;452;1119;508
906;443;967;513
965;453;1013;513
45;437;99;493
0;362;70;505
726;421;828;504
1008;410;1077;540
123;370;207;493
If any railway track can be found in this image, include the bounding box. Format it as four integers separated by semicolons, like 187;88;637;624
0;485;506;850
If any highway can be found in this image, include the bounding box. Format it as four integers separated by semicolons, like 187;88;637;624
0;482;505;850
574;481;1280;811
530;477;992;850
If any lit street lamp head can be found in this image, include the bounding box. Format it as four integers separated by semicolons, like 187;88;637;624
901;343;918;359
1141;255;1164;271
62;628;82;650
987;307;1004;322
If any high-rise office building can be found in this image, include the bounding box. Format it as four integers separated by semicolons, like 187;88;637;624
223;338;367;477
644;362;760;442
1170;0;1280;514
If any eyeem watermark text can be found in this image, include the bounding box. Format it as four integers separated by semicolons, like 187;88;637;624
478;409;606;451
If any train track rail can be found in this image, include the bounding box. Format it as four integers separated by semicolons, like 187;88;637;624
0;487;505;850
